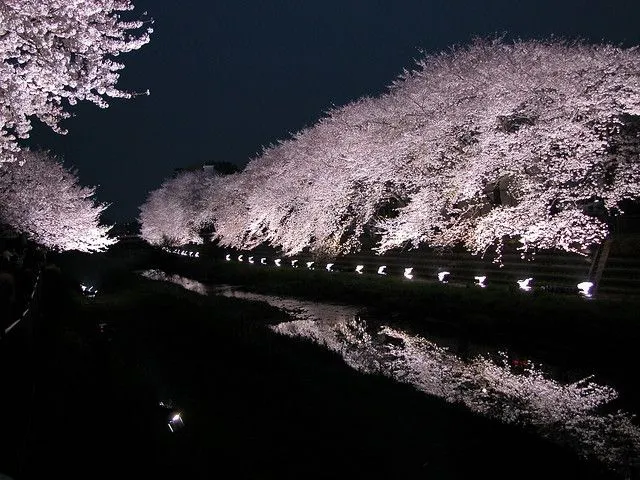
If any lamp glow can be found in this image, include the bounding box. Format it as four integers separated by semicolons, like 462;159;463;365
326;263;334;272
261;257;267;265
517;278;533;292
291;260;298;268
404;267;414;280
248;256;254;264
225;254;231;261
274;259;282;267
577;281;594;298
438;271;450;283
474;276;487;288
238;255;243;262
377;266;387;275
355;265;364;274
306;261;314;269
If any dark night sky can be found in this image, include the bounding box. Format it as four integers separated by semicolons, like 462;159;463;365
28;0;640;222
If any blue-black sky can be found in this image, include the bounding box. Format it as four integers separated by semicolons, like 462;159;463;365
29;0;640;221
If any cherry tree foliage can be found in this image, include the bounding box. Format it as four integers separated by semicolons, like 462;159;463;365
0;150;115;251
0;0;152;160
139;170;222;246
141;39;640;260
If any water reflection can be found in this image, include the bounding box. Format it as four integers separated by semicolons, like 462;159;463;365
140;269;640;475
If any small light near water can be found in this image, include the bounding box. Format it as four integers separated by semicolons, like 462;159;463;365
377;265;387;275
403;267;414;280
167;411;185;433
355;265;364;274
80;283;98;298
577;281;594;298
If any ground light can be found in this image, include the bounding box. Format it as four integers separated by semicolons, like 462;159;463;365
517;278;533;292
261;257;267;265
326;263;334;272
238;255;244;262
474;276;487;288
248;256;254;264
577;281;594;298
167;411;185;433
80;284;98;298
306;261;314;269
355;265;364;274
438;271;450;283
225;254;231;261
377;266;387;275
404;267;414;280
291;259;298;268
274;259;282;267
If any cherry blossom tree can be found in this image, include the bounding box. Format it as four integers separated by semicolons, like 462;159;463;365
140;39;640;261
0;0;152;161
0;150;115;252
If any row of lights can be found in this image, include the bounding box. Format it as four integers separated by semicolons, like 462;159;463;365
223;253;595;298
164;246;200;258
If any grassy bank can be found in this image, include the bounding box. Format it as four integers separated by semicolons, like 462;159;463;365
157;252;640;383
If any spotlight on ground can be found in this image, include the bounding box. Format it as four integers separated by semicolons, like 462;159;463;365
517;278;533;292
437;271;450;283
474;276;487;288
167;411;185;433
577;281;594;298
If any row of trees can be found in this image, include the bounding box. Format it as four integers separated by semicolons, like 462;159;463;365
140;39;640;261
0;0;151;252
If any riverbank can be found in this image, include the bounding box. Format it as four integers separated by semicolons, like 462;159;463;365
2;254;619;479
155;251;640;392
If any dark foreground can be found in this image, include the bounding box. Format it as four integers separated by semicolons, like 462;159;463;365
0;245;629;479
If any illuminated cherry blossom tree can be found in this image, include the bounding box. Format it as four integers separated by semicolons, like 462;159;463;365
0;150;115;252
141;39;640;260
0;0;152;160
139;169;223;246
